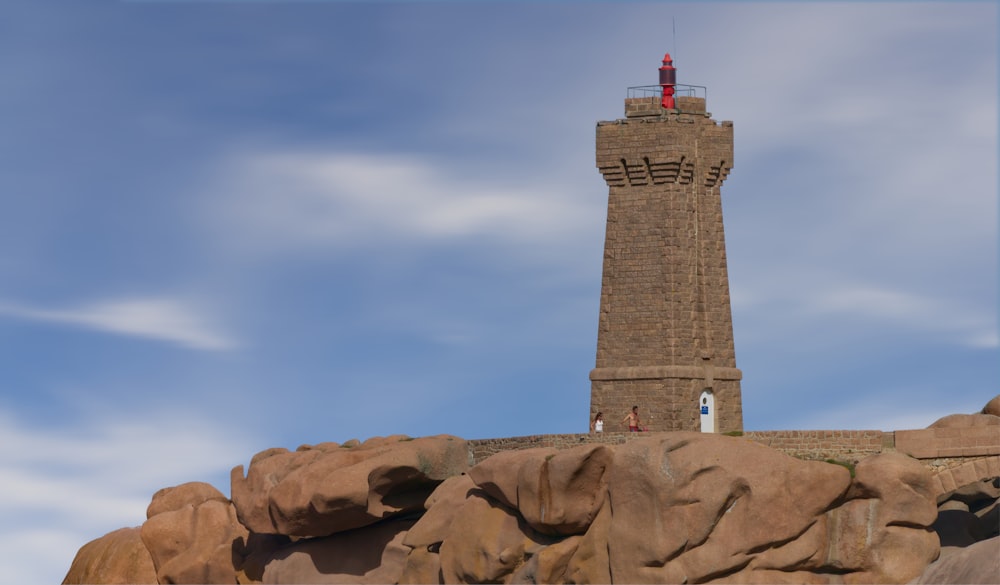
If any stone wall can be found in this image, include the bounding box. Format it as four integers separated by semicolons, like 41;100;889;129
896;426;1000;458
743;430;889;463
467;428;1000;478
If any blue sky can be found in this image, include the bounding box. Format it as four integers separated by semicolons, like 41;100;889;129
1;1;997;583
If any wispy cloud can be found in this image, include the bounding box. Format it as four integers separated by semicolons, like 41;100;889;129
809;285;998;349
0;297;237;351
0;409;249;585
732;277;998;351
207;150;603;257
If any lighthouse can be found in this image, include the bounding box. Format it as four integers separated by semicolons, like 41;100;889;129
589;55;743;433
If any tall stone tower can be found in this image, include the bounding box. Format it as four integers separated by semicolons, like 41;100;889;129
589;74;743;433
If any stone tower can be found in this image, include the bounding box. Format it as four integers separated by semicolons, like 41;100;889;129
589;92;743;433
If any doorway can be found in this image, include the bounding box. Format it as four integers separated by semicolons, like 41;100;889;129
699;390;715;433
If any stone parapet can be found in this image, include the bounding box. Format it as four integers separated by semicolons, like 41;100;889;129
743;430;888;464
895;426;1000;458
468;429;1000;476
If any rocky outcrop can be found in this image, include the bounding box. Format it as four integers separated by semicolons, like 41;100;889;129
416;435;938;584
62;527;156;585
983;395;1000;417
929;413;1000;428
261;516;419;584
66;427;1000;584
140;481;249;584
230;435;469;538
931;477;1000;552
909;536;1000;584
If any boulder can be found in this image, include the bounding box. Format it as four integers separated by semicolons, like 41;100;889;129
231;434;468;538
467;443;612;535
437;491;556;584
929;413;1000;428
397;434;941;584
465;448;557;511
935;509;986;548
401;474;475;549
910;536;1000;584
834;453;940;584
62;527;156;585
146;481;229;519
934;477;1000;551
63;432;956;584
943;478;1000;507
604;433;852;584
140;482;249;584
235;532;291;583
261;516;417;584
982;394;1000;417
561;498;613;584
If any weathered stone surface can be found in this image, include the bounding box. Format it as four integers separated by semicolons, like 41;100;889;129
929;413;1000;428
910;536;1000;584
562;499;613;584
261;517;417;584
464;448;555;511
401;474;475;548
945;477;1000;506
231;434;468;538
64;433;958;584
406;434;942;584
397;547;442;585
62;527;156;585
438;492;529;584
467;443;612;536
838;453;940;584
236;532;290;583
933;476;1000;553
606;433;851;584
982;394;1000;417
935;509;986;548
147;481;229;519
140;484;248;585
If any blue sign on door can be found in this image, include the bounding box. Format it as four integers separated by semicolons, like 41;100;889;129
701;406;709;415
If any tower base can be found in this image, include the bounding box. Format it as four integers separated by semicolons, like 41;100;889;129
590;366;743;433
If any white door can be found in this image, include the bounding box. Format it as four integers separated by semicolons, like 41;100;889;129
699;390;715;433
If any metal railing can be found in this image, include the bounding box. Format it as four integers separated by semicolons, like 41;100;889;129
627;83;707;102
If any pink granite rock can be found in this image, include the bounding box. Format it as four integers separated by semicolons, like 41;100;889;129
231;434;468;538
62;527;156;585
983;394;1000;417
929;413;1000;428
395;434;942;585
146;481;229;519
261;517;417;584
467;443;612;535
909;536;1000;584
64;432;953;584
401;474;475;549
605;433;852;584
140;482;248;584
561;498;613;584
437;491;551;584
822;452;940;584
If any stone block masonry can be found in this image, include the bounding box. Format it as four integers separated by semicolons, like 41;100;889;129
590;96;742;433
468;430;887;467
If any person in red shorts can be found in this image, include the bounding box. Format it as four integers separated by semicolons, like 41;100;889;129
622;405;645;432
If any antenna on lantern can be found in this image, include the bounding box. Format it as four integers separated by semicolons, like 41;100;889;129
672;16;678;61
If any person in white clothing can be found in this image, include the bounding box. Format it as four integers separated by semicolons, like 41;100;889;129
591;412;605;433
